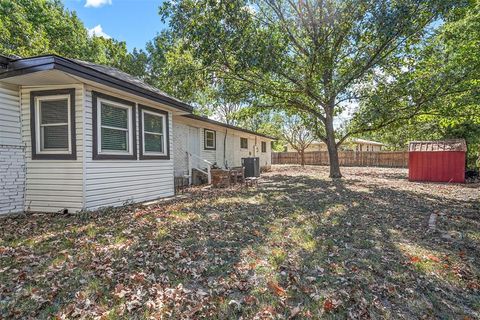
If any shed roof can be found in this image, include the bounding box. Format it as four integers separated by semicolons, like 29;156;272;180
408;139;467;152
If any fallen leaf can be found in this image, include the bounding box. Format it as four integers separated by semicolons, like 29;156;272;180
323;298;335;312
410;256;421;263
243;295;257;305
267;280;287;297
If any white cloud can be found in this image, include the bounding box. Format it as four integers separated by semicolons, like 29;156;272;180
85;0;112;8
87;25;111;39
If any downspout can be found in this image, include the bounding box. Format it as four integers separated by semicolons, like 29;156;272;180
82;86;87;210
223;128;227;167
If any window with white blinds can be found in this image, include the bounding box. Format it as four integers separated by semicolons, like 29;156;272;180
139;105;169;160
35;95;71;153
97;99;133;154
142;110;166;154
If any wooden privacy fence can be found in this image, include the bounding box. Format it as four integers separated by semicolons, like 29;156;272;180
272;151;409;168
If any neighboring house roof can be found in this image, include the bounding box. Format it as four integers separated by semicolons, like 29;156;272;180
307;138;385;146
0;53;275;141
349;138;385;146
184;114;276;140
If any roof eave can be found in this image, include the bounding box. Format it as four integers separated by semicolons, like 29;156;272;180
184;114;277;140
0;55;193;113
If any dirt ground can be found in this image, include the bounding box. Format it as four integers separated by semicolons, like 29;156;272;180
1;165;479;319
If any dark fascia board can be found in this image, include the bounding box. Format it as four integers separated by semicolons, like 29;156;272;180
0;55;193;113
0;55;13;68
184;114;277;140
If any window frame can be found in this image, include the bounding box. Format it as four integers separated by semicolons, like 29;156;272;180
204;129;216;150
261;141;267;153
240;137;248;149
139;105;170;160
92;91;137;160
30;89;76;160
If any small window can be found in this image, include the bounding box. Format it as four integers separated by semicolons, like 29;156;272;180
139;105;169;159
261;141;267;153
240;137;248;149
31;89;76;160
100;103;130;152
204;129;216;150
92;92;136;160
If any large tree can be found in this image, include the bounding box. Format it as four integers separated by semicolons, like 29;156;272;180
157;0;459;178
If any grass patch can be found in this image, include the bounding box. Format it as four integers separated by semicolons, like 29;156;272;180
0;166;478;319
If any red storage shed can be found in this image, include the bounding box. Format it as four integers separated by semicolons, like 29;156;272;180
408;140;466;183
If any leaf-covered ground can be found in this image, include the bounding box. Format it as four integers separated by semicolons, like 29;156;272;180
1;165;479;319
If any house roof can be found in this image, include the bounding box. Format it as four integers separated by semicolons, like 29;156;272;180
184;114;276;140
0;54;193;113
0;53;276;141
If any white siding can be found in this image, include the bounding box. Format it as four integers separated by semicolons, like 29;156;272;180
173;121;189;176
214;129;226;167
84;87;174;210
0;83;22;146
172;116;273;174
21;84;84;213
0;83;25;215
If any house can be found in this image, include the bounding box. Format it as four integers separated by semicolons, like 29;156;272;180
286;138;385;153
347;138;385;152
0;54;274;215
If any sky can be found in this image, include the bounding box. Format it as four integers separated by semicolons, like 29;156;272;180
63;0;167;52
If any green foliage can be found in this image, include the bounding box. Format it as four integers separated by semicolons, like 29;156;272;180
0;0;87;57
153;0;462;177
0;0;147;77
358;0;480;168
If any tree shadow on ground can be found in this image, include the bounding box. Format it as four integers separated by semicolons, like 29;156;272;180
262;171;479;318
0;167;478;319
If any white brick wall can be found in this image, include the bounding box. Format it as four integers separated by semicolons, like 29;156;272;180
173;122;189;176
0;145;25;215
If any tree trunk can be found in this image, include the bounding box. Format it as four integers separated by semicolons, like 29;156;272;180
325;112;342;178
300;150;305;167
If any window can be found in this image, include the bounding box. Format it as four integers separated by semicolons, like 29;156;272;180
261;141;267;153
92;91;136;160
31;89;76;160
204;129;216;150
139;105;169;159
240;137;248;149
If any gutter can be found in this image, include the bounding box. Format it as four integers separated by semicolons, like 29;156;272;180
184;114;277;140
0;55;193;113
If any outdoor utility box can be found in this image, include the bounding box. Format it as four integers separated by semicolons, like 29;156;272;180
242;157;260;177
408;139;466;183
